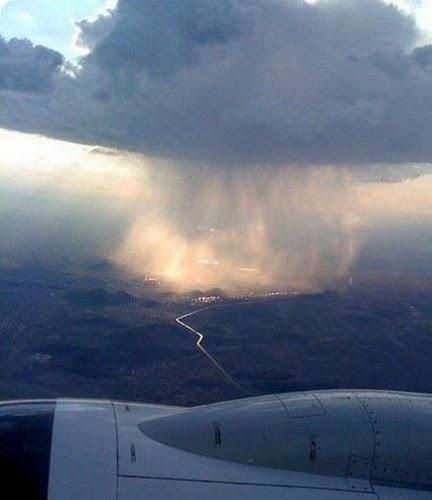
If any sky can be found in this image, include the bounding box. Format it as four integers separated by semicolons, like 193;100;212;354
0;0;116;59
0;0;431;290
0;1;431;61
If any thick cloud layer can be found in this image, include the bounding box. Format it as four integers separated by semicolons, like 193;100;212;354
75;8;116;52
0;37;62;92
1;0;432;165
88;0;247;77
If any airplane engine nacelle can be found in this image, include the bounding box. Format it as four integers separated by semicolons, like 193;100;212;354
1;391;431;500
140;391;432;487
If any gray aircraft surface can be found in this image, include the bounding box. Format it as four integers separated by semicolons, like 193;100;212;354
1;390;431;499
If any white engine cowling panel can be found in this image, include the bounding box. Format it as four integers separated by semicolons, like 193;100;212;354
43;390;432;500
48;400;117;500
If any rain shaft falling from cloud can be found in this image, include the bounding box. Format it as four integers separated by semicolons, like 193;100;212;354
114;164;363;291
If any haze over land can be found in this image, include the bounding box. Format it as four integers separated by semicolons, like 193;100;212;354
0;128;431;292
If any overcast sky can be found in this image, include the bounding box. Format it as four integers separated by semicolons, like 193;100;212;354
0;0;431;167
0;1;431;289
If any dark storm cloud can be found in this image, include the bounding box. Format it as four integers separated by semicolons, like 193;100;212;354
411;44;432;69
0;37;63;92
75;10;116;52
87;0;246;78
1;0;432;165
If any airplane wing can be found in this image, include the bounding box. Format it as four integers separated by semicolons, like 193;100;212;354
1;391;432;499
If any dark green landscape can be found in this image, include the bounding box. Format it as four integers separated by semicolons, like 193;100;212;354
0;261;431;406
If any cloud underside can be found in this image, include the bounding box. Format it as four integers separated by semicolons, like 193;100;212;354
1;0;432;165
0;37;62;91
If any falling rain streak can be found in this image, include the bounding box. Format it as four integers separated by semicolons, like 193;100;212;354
114;165;363;291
